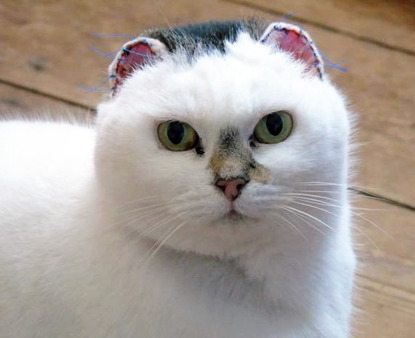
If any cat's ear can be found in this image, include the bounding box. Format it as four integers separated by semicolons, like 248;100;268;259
108;37;168;96
260;22;324;79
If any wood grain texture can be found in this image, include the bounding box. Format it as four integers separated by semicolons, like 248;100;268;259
0;0;253;108
0;83;94;122
355;276;415;338
225;0;415;54
352;196;415;338
354;197;415;290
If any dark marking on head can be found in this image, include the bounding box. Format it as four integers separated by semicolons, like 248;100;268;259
109;18;268;95
145;18;267;57
210;128;271;183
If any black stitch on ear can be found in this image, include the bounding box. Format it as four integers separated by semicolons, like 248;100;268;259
261;22;324;79
108;38;167;96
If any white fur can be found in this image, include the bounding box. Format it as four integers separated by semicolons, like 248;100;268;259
0;32;355;337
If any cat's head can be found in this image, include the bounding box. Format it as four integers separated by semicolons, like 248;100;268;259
95;21;350;257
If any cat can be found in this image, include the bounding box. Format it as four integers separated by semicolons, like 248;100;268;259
0;19;356;337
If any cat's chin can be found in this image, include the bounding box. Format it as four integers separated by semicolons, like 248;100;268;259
215;210;256;225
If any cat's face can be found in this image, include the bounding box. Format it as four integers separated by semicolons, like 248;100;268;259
95;33;350;257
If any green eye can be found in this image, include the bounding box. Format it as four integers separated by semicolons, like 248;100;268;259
157;121;198;151
253;111;293;144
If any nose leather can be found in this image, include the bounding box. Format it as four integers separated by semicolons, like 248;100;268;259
215;178;247;201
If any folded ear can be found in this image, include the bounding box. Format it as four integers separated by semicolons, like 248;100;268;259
260;22;324;79
108;37;168;96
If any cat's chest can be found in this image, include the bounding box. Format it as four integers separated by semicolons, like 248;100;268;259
73;240;279;338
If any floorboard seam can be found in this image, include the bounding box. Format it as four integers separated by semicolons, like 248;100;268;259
0;78;96;112
350;188;415;212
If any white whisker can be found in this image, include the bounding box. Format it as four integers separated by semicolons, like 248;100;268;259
281;192;343;204
352;212;392;238
291;198;392;239
144;221;187;266
139;212;186;238
293;196;340;208
279;206;326;235
352;224;380;250
276;212;307;240
290;200;339;217
282;205;335;231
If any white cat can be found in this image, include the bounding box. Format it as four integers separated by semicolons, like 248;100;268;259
0;20;356;337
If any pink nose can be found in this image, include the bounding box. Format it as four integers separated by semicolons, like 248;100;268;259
215;178;247;201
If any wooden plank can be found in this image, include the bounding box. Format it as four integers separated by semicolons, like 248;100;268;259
352;197;415;337
0;1;413;205
225;0;415;55
0;0;255;108
0;83;93;122
354;276;415;338
354;198;415;292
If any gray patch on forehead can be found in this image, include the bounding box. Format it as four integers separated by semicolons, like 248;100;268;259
218;127;243;155
210;127;272;182
211;128;253;180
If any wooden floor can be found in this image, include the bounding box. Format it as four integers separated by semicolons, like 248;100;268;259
0;0;414;336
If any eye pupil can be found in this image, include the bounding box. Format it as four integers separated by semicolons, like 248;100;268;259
167;122;185;144
253;111;293;144
158;121;199;152
266;113;283;136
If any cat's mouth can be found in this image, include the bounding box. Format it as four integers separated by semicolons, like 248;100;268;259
211;200;257;224
218;209;255;224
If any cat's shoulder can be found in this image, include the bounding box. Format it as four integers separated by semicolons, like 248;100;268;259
0;117;95;157
0;117;96;196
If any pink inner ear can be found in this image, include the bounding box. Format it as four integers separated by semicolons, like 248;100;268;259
265;27;322;78
113;41;155;91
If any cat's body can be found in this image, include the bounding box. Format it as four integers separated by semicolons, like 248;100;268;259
0;20;355;337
